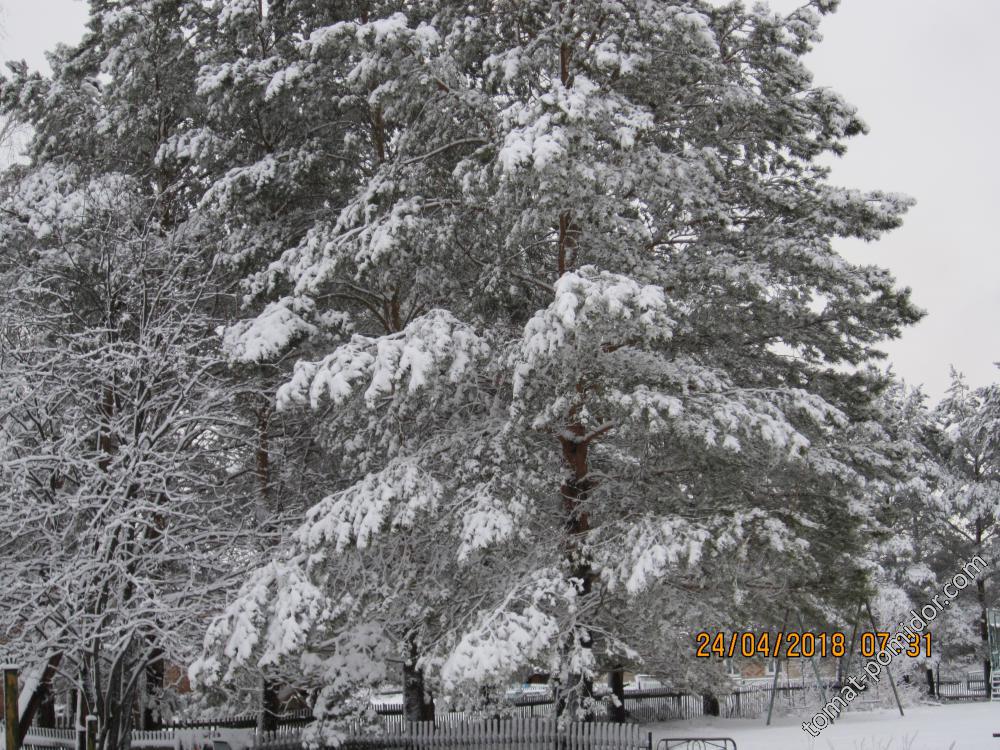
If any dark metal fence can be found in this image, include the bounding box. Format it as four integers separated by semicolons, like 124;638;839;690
163;709;314;730
371;685;815;724
256;719;652;750
656;740;737;750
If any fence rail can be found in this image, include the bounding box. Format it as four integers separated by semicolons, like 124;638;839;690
257;718;650;750
18;726;75;750
373;685;833;725
2;724;181;750
657;740;737;750
131;729;181;749
164;710;313;730
935;677;987;701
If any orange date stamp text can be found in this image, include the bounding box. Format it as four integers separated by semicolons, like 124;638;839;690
694;631;932;659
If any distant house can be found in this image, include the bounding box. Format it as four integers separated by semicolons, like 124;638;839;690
726;655;840;686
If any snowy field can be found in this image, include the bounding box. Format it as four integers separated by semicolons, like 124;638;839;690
648;702;1000;749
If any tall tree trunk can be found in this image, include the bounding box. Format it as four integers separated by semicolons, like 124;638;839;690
925;667;936;697
255;402;277;526
607;668;627;723
258;678;280;733
702;693;720;717
978;575;990;687
253;405;281;737
36;692;55;728
558;423;596;720
68;688;78;729
402;658;434;723
976;517;991;687
553;26;598;722
141;649;163;730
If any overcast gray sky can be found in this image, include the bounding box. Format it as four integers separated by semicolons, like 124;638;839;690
1;0;996;402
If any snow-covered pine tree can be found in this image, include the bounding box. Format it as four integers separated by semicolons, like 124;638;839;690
188;1;479;725
853;378;947;692
841;374;1000;695
928;370;1000;684
193;0;923;726
175;2;404;722
182;0;363;543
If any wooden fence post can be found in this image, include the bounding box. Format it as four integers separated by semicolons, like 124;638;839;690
3;666;19;750
74;689;85;750
85;715;97;750
16;653;62;738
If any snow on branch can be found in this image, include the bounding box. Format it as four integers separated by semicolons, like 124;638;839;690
440;569;573;690
277;309;489;410
610;517;714;596
5;164;138;239
306;12;439;55
512;266;673;397
191;558;348;685
456;480;531;562
293;460;445;555
220;297;317;364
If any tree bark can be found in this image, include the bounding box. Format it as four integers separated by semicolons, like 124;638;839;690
556;424;597;720
607;668;627;723
258;678;280;732
402;659;434;723
976;517;991;687
702;693;720;717
141;649;164;730
978;575;991;687
18;653;63;738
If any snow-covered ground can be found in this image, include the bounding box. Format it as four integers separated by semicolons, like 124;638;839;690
648;702;1000;749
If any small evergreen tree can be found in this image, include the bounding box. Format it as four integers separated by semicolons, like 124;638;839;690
929;370;1000;684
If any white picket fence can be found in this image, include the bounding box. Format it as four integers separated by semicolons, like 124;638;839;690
1;724;180;750
256;718;651;750
130;730;180;749
9;717;652;750
392;718;650;750
20;726;75;750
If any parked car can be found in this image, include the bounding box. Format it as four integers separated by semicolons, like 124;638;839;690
624;674;665;692
369;685;404;709
504;683;552;701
